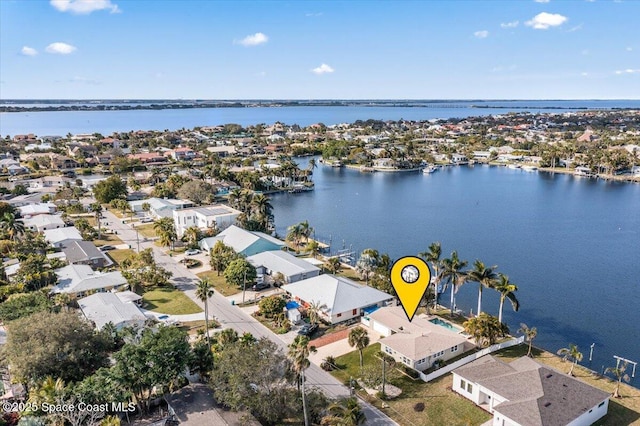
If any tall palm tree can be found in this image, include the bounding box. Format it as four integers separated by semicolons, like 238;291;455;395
195;279;215;354
518;323;537;357
1;212;25;241
441;251;468;316
288;335;317;426
355;249;379;285
306;300;327;326
419;242;443;309
250;193;274;231
494;273;519;323
90;202;103;239
605;361;631;398
324;257;342;274
557;343;583;376
463;313;509;348
286;223;304;251
467;260;498;316
299;220;313;244
154;217;177;249
348;327;370;372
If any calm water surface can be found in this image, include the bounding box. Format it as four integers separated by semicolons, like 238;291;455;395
271;162;640;383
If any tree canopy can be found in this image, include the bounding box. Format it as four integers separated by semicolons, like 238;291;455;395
223;258;257;289
93;175;128;203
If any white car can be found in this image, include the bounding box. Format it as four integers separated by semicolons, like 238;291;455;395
185;249;201;256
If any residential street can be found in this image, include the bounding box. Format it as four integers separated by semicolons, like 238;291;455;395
102;209;397;425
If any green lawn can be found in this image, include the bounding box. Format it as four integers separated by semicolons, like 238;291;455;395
331;343;491;426
93;234;124;247
196;270;241;296
142;286;202;315
135;223;157;238
336;267;366;283
107;248;135;265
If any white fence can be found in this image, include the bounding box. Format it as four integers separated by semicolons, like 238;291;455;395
419;336;525;382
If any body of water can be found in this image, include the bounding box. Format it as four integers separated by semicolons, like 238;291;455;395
2;100;639;136
270;162;640;384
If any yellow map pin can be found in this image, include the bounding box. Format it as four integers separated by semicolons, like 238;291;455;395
390;256;432;322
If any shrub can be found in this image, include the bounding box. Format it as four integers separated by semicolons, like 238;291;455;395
401;364;420;379
413;402;425;412
321;355;337;371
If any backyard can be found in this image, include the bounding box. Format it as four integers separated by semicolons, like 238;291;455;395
106;248;135;265
196;270;241;297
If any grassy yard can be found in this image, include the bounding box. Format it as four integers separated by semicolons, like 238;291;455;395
196;270;241;296
143;286;202;315
495;344;640;426
179;319;220;336
135;223;157;238
107;248;135;265
331;343;491;426
93;234;124;247
336;267;365;284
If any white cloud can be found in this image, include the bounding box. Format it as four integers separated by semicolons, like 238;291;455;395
626;47;633;51
50;0;120;14
615;69;640;75
581;72;589;76
235;32;268;46
45;42;77;54
501;21;519;29
21;46;38;56
311;63;334;75
534;0;550;2
525;12;568;29
474;30;489;39
567;24;583;32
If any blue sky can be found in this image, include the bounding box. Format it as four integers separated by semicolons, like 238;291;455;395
1;0;638;99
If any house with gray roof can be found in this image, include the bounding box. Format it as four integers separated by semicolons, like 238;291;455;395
247;250;321;283
61;240;112;268
43;226;83;248
52;264;128;296
452;355;609;426
199;224;284;256
282;274;394;324
78;292;146;331
21;214;65;232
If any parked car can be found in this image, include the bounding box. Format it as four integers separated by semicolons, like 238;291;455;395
99;245;115;251
298;323;319;336
251;281;270;292
184;248;201;256
140;217;153;223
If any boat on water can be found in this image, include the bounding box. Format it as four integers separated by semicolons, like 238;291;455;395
507;164;521;170
288;183;314;193
522;165;538;172
574;166;595;178
360;166;376;173
422;165;438;174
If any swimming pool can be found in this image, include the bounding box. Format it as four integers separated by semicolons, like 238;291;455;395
429;318;459;332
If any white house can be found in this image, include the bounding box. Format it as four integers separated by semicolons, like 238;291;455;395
129;197;194;219
362;306;472;372
21;214;65;232
199;224;285;256
18;202;57;217
52;264;128;296
452;355;610;426
282;275;394;324
78;292;147;331
43;226;83;248
173;204;242;238
246;250;321;283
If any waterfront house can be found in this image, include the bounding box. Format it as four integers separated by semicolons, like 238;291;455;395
246;250;321;283
173;204;242;238
282;274;394;324
362;306;472;372
452;355;609;426
78;292;146;331
52;264;128;296
574;166;593;177
61;240;112;269
199;224;284;256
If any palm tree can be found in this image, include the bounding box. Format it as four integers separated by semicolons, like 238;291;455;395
557;343;583;376
307;158;317;172
306;300;327;326
299;220;313;244
1;212;25;241
286;223;303;251
494;273;519;323
306;240;320;258
288;335;317;426
355;249;379;285
321;398;366;426
195;279;215;354
419;241;443;309
324;257;342;274
183;226;201;248
605;361;631;398
518;323;537;357
90;202;103;239
154;217;177;249
250;193;273;231
463;313;509;347
467;260;498;317
441;251;468;316
348;327;370;372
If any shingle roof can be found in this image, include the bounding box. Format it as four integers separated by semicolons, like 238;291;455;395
454;356;610;426
282;274;393;315
61;240;109;265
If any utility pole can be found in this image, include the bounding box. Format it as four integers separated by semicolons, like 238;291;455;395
242;269;247;304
